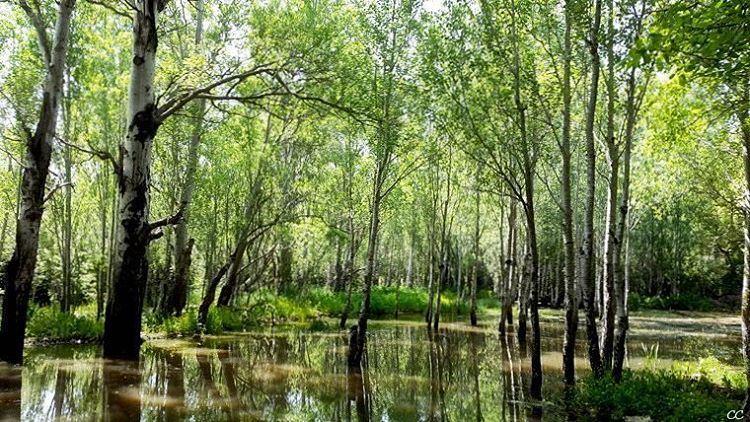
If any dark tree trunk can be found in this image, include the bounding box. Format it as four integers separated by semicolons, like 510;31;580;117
103;0;166;360
216;236;248;307
0;0;75;365
198;255;233;326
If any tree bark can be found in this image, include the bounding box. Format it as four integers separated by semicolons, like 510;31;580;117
0;0;76;365
61;129;73;313
470;177;480;326
613;3;647;378
581;0;604;378
198;254;233;326
103;0;166;360
737;96;750;413
217;236;248;307
600;0;617;370
499;200;517;334
158;0;206;316
348;163;383;368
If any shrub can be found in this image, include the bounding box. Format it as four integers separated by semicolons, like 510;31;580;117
26;307;103;341
629;292;717;312
569;367;741;421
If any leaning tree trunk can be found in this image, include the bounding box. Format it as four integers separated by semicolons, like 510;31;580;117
581;0;604;378
198;256;233;326
216;234;248;307
0;0;75;365
103;0;165;360
600;0;618;370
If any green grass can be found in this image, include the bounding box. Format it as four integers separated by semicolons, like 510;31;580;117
146;286;489;336
567;359;744;421
629;292;718;312
26;306;103;341
299;286;473;317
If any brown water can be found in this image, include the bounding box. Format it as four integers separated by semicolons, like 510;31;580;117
0;311;742;421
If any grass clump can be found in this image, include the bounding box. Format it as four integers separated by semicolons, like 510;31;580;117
569;364;743;421
26;307;103;341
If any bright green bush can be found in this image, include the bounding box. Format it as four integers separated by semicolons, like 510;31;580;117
26;307;103;341
570;368;741;421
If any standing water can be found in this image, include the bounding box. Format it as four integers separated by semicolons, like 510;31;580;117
0;312;741;421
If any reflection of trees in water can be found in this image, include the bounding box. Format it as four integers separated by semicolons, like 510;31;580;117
0;366;21;421
501;333;521;421
103;360;142;422
15;325;556;421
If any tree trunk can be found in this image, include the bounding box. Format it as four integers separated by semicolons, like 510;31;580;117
600;0;618;370
470;178;480;326
339;218;357;329
433;243;447;331
0;0;75;365
425;203;437;325
167;0;206;317
103;0;165;361
348;165;383;368
613;51;644;381
499;200;517;334
217;236;248;307
581;0;604;378
198;254;233;326
737;99;750;413
61;136;73;313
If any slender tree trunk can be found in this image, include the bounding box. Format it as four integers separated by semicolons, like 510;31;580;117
198;253;233;326
340;218;357;329
348;164;383;368
600;0;617;370
0;0;75;365
161;0;205;316
433;243;447;331
737;98;750;413
103;0;166;360
425;201;437;325
507;9;540;400
61;134;73;313
470;178;480;326
613;6;647;375
500;200;517;334
406;229;414;287
217;236;248;307
581;0;604;377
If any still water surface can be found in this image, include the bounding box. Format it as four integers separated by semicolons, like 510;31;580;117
0;312;741;421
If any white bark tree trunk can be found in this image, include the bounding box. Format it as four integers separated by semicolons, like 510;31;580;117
103;0;164;360
0;0;76;365
581;0;604;378
169;0;206;316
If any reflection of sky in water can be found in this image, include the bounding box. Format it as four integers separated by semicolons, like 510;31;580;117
0;311;741;421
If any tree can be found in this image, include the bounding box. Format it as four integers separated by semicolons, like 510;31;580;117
0;0;76;365
651;0;750;407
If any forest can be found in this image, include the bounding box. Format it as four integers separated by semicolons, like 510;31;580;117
0;0;748;420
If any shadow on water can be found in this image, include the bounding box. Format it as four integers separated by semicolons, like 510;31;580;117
0;312;741;421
